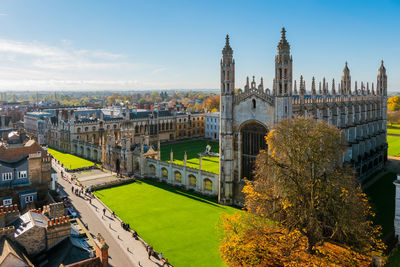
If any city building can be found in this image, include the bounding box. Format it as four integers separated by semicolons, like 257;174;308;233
218;28;387;205
44;106;205;172
0;203;109;266
0;140;51;209
24;112;54;145
205;112;219;140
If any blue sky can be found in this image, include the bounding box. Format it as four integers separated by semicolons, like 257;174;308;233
0;0;398;91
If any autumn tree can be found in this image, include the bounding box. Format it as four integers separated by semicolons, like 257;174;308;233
219;117;384;266
388;111;400;127
388;96;400;111
246;117;383;253
204;95;220;111
219;213;375;266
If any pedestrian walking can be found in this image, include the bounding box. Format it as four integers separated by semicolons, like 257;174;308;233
89;198;91;204
71;186;74;193
163;258;169;266
103;208;106;215
112;211;115;218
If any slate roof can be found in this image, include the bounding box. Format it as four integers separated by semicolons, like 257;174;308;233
0;236;33;266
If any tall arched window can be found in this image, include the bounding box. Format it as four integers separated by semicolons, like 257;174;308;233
162;168;168;179
204;179;212;191
189;175;196;187
175;171;182;182
252;99;256;109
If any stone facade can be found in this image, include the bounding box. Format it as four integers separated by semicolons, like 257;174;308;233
0;209;70;256
205;112;220;140
0;140;51;209
146;156;219;197
219;28;388;205
44;107;205;171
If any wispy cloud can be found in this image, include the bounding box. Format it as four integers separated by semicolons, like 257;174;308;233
0;38;177;90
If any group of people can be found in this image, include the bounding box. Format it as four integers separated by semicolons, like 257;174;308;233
71;184;93;201
146;245;169;266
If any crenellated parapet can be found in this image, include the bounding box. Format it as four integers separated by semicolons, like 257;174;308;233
0;204;20;228
0;226;15;239
42;202;65;218
46;215;71;249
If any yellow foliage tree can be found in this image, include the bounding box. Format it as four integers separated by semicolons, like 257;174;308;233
219;212;374;266
388;96;400;111
219;117;385;266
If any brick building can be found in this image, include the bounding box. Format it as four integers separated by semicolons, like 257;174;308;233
0;140;51;209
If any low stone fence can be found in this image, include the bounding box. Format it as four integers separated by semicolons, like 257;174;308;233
89;177;136;191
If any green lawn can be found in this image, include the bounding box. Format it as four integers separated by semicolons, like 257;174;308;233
161;140;220;174
47;148;95;169
364;172;396;238
388;136;400;157
95;180;237;267
387;246;400;267
388;124;400;136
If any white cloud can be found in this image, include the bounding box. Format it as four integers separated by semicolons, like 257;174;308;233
0;38;217;90
0;39;172;90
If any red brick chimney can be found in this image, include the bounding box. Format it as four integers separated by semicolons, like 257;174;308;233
94;233;109;267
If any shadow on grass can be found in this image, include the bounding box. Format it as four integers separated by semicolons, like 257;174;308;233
96;178;239;210
364;172;396;238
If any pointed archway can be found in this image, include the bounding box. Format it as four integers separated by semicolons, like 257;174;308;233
240;121;267;180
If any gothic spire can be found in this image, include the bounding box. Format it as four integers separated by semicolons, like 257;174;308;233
222;34;233;55
311;77;316;95
277;27;290;55
378;60;386;75
343;61;350;74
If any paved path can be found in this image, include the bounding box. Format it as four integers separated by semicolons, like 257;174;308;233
53;161;165;267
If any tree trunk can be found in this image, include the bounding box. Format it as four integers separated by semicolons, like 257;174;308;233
307;237;316;254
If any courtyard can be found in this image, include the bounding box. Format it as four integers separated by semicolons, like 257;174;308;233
47;148;95;170
161;139;220;174
95;179;237;267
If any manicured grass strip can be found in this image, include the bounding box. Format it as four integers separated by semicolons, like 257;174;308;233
364;172;396;238
47;148;95;169
95;180;237;267
388;124;400;136
161;140;220;174
387;246;400;266
388;136;400;157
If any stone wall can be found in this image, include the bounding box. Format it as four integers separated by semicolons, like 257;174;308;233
0;226;15;240
46;216;71;249
0;204;20;228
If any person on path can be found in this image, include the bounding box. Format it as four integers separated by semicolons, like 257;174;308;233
103;208;106;215
112;211;115;218
132;230;138;240
89;198;91;204
163;258;169;266
71;186;74;193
